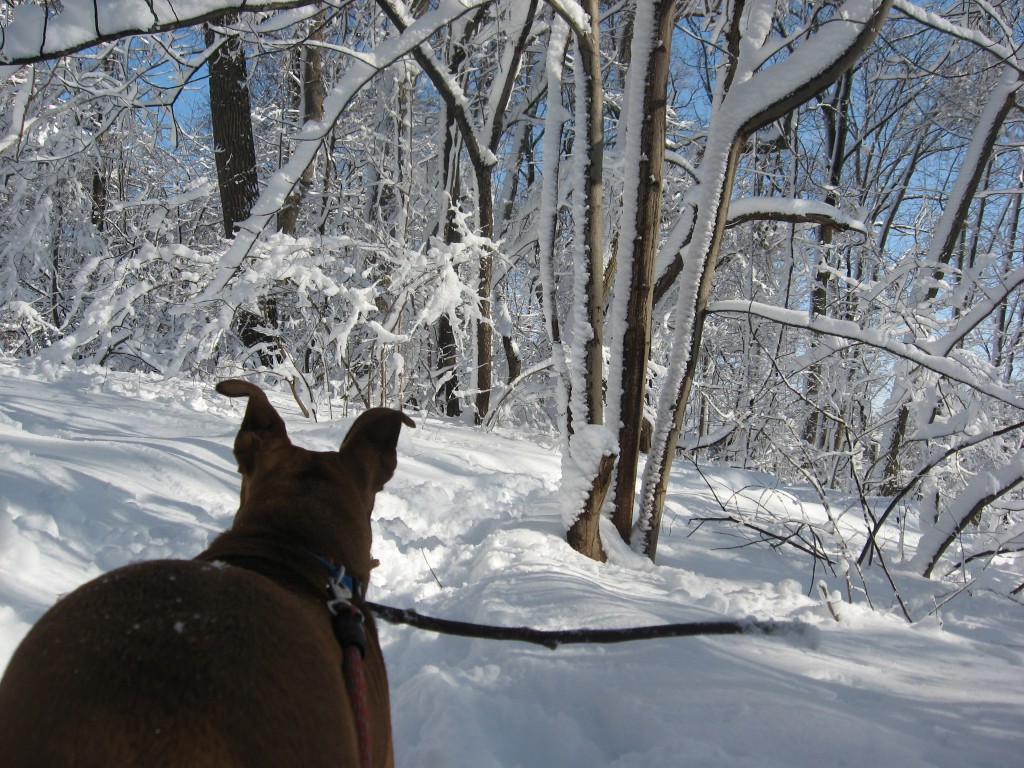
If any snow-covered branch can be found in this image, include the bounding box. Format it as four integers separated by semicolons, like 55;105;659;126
921;264;1024;359
892;0;1023;72
0;0;318;65
725;197;867;234
707;299;1024;410
911;443;1024;578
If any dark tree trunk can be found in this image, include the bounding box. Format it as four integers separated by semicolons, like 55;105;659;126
206;17;259;239
90;169;108;231
803;72;853;448
437;315;461;418
474;175;494;423
206;15;274;366
435;107;463;418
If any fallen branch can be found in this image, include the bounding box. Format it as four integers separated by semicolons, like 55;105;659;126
366;602;817;650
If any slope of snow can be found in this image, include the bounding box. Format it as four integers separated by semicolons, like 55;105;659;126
0;361;1021;766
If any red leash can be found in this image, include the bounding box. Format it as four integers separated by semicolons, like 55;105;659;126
342;642;373;768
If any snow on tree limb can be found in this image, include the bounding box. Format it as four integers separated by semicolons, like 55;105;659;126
922;64;1022;275
707;299;1024;410
922;264;1024;360
0;0;318;65
911;444;1024;578
375;0;496;171
892;0;1022;69
544;0;592;43
728;0;897;137
725;197;868;234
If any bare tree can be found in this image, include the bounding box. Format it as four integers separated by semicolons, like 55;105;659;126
560;0;611;562
638;0;895;559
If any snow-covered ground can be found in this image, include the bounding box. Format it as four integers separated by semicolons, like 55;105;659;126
0;361;1021;767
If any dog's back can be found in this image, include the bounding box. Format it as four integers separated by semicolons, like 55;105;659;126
0;559;368;767
0;381;410;768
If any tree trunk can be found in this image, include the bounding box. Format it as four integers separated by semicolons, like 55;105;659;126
278;20;325;237
206;16;259;239
566;453;614;561
90;169;108;232
802;72;853;448
474;170;494;424
640;139;746;560
435;108;463;418
610;0;677;543
437;316;461;417
206;15;275;367
562;0;609;563
536;15;572;438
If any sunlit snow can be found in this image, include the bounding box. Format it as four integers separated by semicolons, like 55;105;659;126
0;362;1020;767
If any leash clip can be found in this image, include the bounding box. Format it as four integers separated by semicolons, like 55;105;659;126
315;554;361;612
326;566;355;615
316;554;368;657
326;566;368;659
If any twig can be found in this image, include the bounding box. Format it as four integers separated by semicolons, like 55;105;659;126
421;549;444;589
818;581;841;622
366;603;816;650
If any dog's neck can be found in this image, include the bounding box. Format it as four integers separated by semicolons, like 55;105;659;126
198;526;369;604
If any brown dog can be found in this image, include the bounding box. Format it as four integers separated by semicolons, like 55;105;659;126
0;380;412;768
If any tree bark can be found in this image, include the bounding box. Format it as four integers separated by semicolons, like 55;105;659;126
562;0;609;563
474;174;494;423
435;107;464;418
206;16;259;239
437;315;461;417
566;452;613;563
206;15;275;366
610;0;677;543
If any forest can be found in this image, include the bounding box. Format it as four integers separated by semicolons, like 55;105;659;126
1;0;1022;596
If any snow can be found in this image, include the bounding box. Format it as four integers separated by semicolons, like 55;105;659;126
892;0;1017;64
726;196;868;234
1;360;1021;766
544;0;592;35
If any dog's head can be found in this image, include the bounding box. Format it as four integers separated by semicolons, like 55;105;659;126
216;379;414;578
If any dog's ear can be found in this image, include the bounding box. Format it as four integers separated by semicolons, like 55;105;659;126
340;408;415;492
216;380;291;475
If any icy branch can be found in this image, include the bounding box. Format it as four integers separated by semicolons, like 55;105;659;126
0;0;317;64
707;299;1024;410
725;197;867;233
892;0;1022;71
